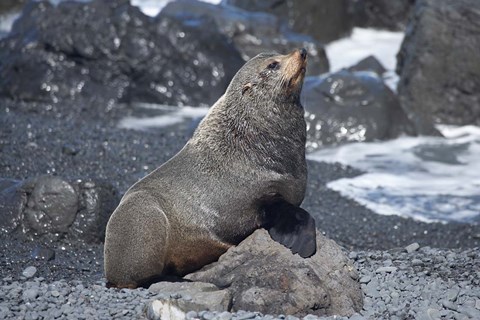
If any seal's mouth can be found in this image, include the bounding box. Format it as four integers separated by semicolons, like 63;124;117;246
285;48;308;89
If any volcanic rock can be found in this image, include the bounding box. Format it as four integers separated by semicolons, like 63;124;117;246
301;70;418;150
224;0;353;44
397;0;480;126
186;229;363;317
0;0;243;111
161;0;329;76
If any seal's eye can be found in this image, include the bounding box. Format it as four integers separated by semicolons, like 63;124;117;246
267;61;279;70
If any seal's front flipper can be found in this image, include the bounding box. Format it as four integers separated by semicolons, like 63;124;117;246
264;201;317;258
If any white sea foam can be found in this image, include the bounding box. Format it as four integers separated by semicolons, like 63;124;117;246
119;105;209;130
307;126;480;223
325;28;404;90
130;0;222;17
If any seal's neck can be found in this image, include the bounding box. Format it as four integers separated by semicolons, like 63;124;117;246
189;94;306;173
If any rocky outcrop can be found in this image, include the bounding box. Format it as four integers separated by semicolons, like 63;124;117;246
161;0;329;76
301;70;418;150
224;0;353;44
185;229;363;317
397;0;480;126
350;0;415;31
347;55;387;76
0;0;243;111
0;175;119;242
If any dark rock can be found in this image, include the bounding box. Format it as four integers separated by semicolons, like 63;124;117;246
0;0;25;14
397;0;480;126
22;175;79;234
161;0;329;76
301;70;418;150
0;175;119;242
347;55;387;76
186;229;363;317
224;0;353;43
350;0;415;31
70;180;119;242
0;0;243;111
0;179;25;234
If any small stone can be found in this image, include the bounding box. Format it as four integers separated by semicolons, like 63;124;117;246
235;312;257;320
375;267;397;273
348;252;358;260
475;299;480;310
31;246;55;261
286;316;299;320
302;316;318;320
51;290;60;297
186;311;198;320
448;289;460;301
442;300;458;311
458;306;480;319
218;311;232;320
23;289;39;301
359;276;371;284
202;311;215;320
22;266;37;279
405;243;420;253
146;300;186;320
412;259;423;266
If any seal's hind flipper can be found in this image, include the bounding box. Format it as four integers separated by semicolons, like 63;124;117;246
264;201;317;258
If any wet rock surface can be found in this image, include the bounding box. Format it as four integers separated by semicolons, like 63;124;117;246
0;175;119;242
224;0;353;44
186;229;363;317
301;70;417;150
397;0;480;126
350;0;415;31
0;0;243;110
162;0;329;76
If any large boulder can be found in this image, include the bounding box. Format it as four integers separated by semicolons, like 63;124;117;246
350;0;415;31
224;0;353;44
397;0;480;126
186;229;363;317
0;0;243;111
161;0;329;76
0;175;119;242
301;70;418;151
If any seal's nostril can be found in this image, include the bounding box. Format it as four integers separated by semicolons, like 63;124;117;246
300;48;307;60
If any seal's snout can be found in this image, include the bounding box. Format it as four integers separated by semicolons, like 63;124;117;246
300;48;307;60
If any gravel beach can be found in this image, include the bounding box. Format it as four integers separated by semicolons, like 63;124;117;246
1;100;479;319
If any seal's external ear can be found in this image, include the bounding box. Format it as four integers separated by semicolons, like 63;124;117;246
263;199;317;258
242;83;252;95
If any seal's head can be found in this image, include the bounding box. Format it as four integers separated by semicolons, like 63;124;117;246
226;48;308;104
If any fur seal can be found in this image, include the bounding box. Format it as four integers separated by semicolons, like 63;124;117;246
104;48;316;288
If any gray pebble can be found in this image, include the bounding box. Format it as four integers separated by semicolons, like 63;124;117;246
405;243;420;253
23;289;39;301
448;288;460;301
235;312;257;320
186;311;198;320
442;300;458;311
412;259;423;266
359;276;371;284
217;311;232;320
203;311;215;320
22;267;37;279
